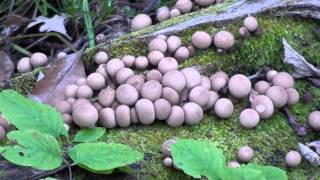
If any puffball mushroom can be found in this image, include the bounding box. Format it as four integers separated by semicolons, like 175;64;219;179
228;74;252;98
131;14;152;31
272;72;294;89
167;35;182;53
204;91;219;110
166;106;184;127
130;108;139;124
55;101;72;114
174;46;190;63
116;84;139;106
141;80;163;101
266;86;288;108
126;75;145;94
191;31;212;49
251;95;274;119
64;84;78;98
17;57;32;73
154;98;171;120
189;86;210;107
72;104;98;128
254;80;270;94
237;146;254;163
194;0;215;6
148;51;165;66
76;78;87;86
62;114;73;125
161;139;177;157
30;52;48;67
135;56;149;70
0;115;11;131
175;0;193;13
239;108;260;129
266;69;278;82
213;31;234;50
135;99;155;125
239;27;250;38
94;51;108;64
157;34;167;40
170;8;181;17
228;161;240;168
286;88;300;106
76;85;93;99
115;105;131;128
156;6;170;22
98;88;115;107
106;59;125;77
162;87;180;105
285;151;301;167
214;98;234;118
86;73;105;90
146;69;163;82
308;111;320;131
116;68;134;84
57;52;67;60
210;71;229;91
162;70;186;92
72;98;91;111
181;67;202;89
183;102;203;125
122;55;135;68
243;16;258;32
99;108;117;128
201;75;211;90
158;57;179;74
164;157;173;167
0;126;6;141
149;38;168;53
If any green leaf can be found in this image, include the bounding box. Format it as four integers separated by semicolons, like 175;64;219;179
170;139;226;180
118;166;134;174
0;90;67;137
0;130;62;170
78;163;114;174
68;142;143;172
222;166;266;180
40;177;58;180
245;164;288;180
72;127;106;143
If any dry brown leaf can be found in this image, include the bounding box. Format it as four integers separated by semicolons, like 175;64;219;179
0;51;14;83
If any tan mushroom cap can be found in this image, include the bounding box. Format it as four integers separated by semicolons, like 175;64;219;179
158;57;179;74
164;157;173;167
189;86;210;107
194;0;215;6
266;86;288;108
213;31;234;50
64;84;78;98
170;8;181;17
181;67;202;89
156;6;170;22
237;146;254;163
183;102;203;125
162;87;180;105
214;98;234;118
266;69;278;82
167;106;185;127
94;51;108;64
115;105;131;128
55;101;72;114
251;95;274;119
106;59;125;77
30;52;48;67
148;51;165;66
286;88;300;106
285;151;301;167
141;80;163;101
98;87;115;107
86;72;106;90
228;74;252;98
76;78;87;86
162;70;186;92
272;72;294;88
154;98;171;120
239;108;260;129
122;55;135;68
57;52;67;60
210;71;229;91
175;0;193;13
72;98;91;111
167;35;182;53
191;31;212;49
130;108;139;124
308;111;320;131
135;99;155;125
99;108;116;128
149;38;168;53
131;14;152;31
62;114;73;125
244;16;258;32
126;75;145;94
135;56;149;70
17;57;32;73
174;46;190;63
161;139;177;157
254;80;270;94
116;68;134;84
116;84;139;106
72;104;98;128
76;85;93;99
146;69;163;82
204;91;219;111
200;75;211;90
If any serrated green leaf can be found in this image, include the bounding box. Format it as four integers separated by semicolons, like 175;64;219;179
170;139;226;180
68;142;143;172
0;90;67;137
0;130;62;170
72;127;106;143
245;164;288;180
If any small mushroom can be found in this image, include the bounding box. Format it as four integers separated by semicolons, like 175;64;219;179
148;51;165;66
162;70;186;92
116;68;134;84
189;86;210;107
239;27;250;38
149;38;168;53
157;35;167;40
167;36;182;53
135;99;155;125
266;69;278;82
170;8;181;18
95;33;106;43
126;75;145;94
174;46;190;63
0;126;6;141
158;57;179;74
96;66;108;78
175;0;193;13
0;115;11;131
237;146;254;163
272;72;294;89
76;78;87;86
99;108;116;128
156;6;170;22
135;56;149;70
30;52;48;67
146;69;163;82
55;101;72;114
64;84;78;98
72;98;91;111
227;161;240;168
162;87;180;105
130;108;139;124
181;67;202;89
167;106;184;127
17;57;32;73
72;104;98;128
308;111;320;131
213;31;234;50
228;74;252;98
286;88;300;106
116;84;139;106
187;44;195;57
98;88;115;107
57;52;67;60
86;72;105;90
200;75;211;90
164;157;173;167
122;55;135;68
183;102;203;125
239;108;260;129
254;80;270;94
76;85;93;99
194;0;215;6
210;71;229;91
154;98;171;120
204;91;219;111
62;114;73;125
214;98;234;118
251;95;274;119
161;139;177;157
94;51;108;64
141;80;163;101
106;59;125;77
243;16;258;32
115;105;131;128
266;86;288;108
191;31;212;49
285;151;301;167
131;14;152;31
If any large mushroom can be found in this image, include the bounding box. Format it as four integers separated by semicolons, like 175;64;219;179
162;70;186;92
99;108;117;128
308;111;320;131
116;84;139;106
162;87;180;105
181;67;202;89
213;31;234;51
141;80;163;101
149;38;168;53
191;31;212;49
210;71;229;91
72;104;98;128
228;74;252;98
166;106;184;127
135;99;156;125
183;102;203;125
154;99;171;120
265;86;288;108
189;86;210;107
158;57;178;74
214;98;234;118
251;95;274;119
98;88;115;107
131;14;152;31
272;72;294;88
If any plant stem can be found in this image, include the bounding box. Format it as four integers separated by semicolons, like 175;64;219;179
82;0;95;48
11;43;32;57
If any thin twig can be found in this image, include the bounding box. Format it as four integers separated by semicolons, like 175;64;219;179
11;43;32;57
63;158;72;180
